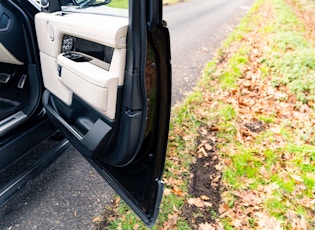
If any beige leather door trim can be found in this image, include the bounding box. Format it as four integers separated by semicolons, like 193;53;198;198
0;43;24;65
35;11;128;119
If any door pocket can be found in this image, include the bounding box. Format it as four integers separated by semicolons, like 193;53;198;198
43;91;112;156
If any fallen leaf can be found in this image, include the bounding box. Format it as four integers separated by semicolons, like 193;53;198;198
198;147;208;157
114;197;121;206
210;126;219;131
255;212;282;230
92;216;102;223
198;222;215;230
214;164;223;171
200;195;210;201
204;202;212;207
188;197;205;208
290;174;304;184
164;188;171;196
171;189;186;197
223;158;232;165
204;143;213;151
219;203;229;214
210;174;221;183
231;219;243;228
161;213;179;230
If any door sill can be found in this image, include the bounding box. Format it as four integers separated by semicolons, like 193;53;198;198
0;111;27;134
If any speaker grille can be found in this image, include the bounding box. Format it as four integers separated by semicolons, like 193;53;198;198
0;12;11;32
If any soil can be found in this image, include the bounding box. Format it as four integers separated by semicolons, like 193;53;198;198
94;199;118;230
182;125;221;228
244;121;265;133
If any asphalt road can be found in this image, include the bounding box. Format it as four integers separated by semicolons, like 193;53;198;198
0;0;254;229
165;0;255;104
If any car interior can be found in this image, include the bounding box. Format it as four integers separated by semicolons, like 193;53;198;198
0;0;136;205
0;3;41;136
0;0;171;225
0;0;147;167
36;9;134;165
36;11;128;121
0;1;128;136
0;1;130;164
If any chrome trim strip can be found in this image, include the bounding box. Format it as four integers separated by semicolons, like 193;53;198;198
27;0;41;11
0;111;27;133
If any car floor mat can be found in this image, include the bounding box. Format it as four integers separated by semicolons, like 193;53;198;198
0;97;23;120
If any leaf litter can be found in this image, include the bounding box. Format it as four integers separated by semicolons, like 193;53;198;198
178;0;315;229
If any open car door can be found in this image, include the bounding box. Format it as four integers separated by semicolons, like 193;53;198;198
34;0;171;226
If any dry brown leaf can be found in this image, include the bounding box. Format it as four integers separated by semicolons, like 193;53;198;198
255;212;282;230
211;174;221;183
223;158;232;166
164;177;183;187
187;197;205;208
219;203;229;214
164;188;172;196
204;202;212;207
286;210;308;230
290;174;304;184
214;163;223;171
198;222;215;230
161;213;179;230
204;143;213;151
210;126;219;131
231;219;243;228
198;147;208;157
200;195;210;200
113;197;120;207
92;216;102;223
171;189;186;197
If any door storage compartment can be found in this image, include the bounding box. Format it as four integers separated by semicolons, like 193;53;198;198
43;90;113;157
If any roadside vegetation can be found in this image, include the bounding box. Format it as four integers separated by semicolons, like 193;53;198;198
95;0;315;229
107;0;128;9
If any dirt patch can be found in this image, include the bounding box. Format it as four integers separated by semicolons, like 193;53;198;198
182;125;221;229
94;199;119;230
244;120;265;133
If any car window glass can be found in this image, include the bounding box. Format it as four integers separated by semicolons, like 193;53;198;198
32;0;128;12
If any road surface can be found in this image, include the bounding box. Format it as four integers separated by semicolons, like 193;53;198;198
0;0;254;229
165;0;255;104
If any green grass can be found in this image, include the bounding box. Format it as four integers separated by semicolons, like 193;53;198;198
258;115;275;123
107;0;128;8
217;48;249;90
262;0;315;104
218;104;236;121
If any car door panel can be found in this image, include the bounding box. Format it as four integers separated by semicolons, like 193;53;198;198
57;53;117;117
34;0;171;226
35;12;127;119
